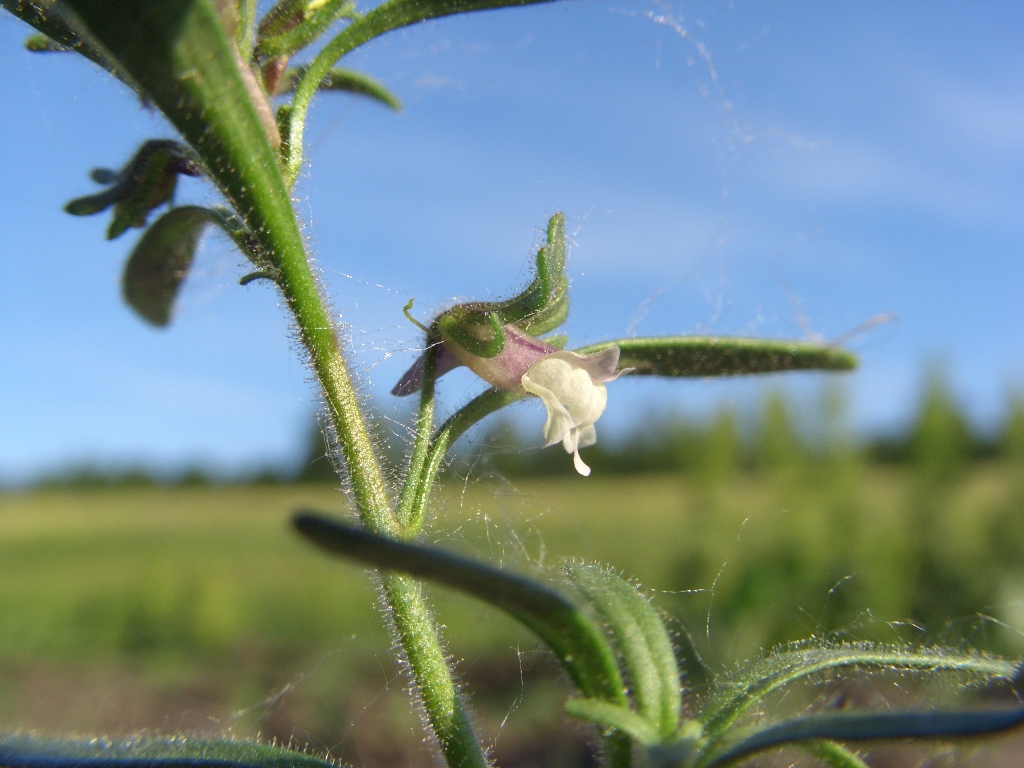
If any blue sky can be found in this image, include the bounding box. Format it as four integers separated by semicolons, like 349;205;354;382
1;1;1022;482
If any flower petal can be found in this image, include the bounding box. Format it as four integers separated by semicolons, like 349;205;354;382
576;424;597;450
561;428;593;475
521;372;575;447
550;346;629;383
568;430;592;477
561;426;595;475
523;357;607;425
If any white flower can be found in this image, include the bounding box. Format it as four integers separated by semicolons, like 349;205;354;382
521;347;627;476
392;323;629;476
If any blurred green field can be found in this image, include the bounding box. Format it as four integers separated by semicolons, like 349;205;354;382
3;464;1024;766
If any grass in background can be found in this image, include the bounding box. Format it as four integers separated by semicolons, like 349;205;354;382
4;462;1024;763
5;371;1024;765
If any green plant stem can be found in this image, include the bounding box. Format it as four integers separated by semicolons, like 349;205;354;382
396;343;438;531
405;388;525;535
243;129;491;768
381;572;488;768
238;81;490;768
52;5;488;764
242;92;490;768
277;252;398;533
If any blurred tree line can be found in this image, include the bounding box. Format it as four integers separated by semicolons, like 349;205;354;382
18;367;1024;660
27;367;1024;488
476;370;1014;479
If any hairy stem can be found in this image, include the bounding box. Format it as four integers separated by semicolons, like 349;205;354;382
381;572;489;768
254;90;490;768
396;342;439;531
276;247;397;534
405;388;525;535
37;4;499;765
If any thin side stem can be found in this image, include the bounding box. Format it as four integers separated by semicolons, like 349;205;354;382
381;572;489;768
282;0;561;184
268;136;490;768
405;388;525;536
396;342;439;531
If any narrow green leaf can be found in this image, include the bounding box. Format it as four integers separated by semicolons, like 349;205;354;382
65;185;123;216
293;511;627;704
0;732;336;768
700;705;1024;768
2;0;141;91
572;337;856;378
237;0;257;52
122;206;212;326
699;642;1017;740
566;562;683;740
276;67;402;110
565;698;661;744
254;0;355;59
